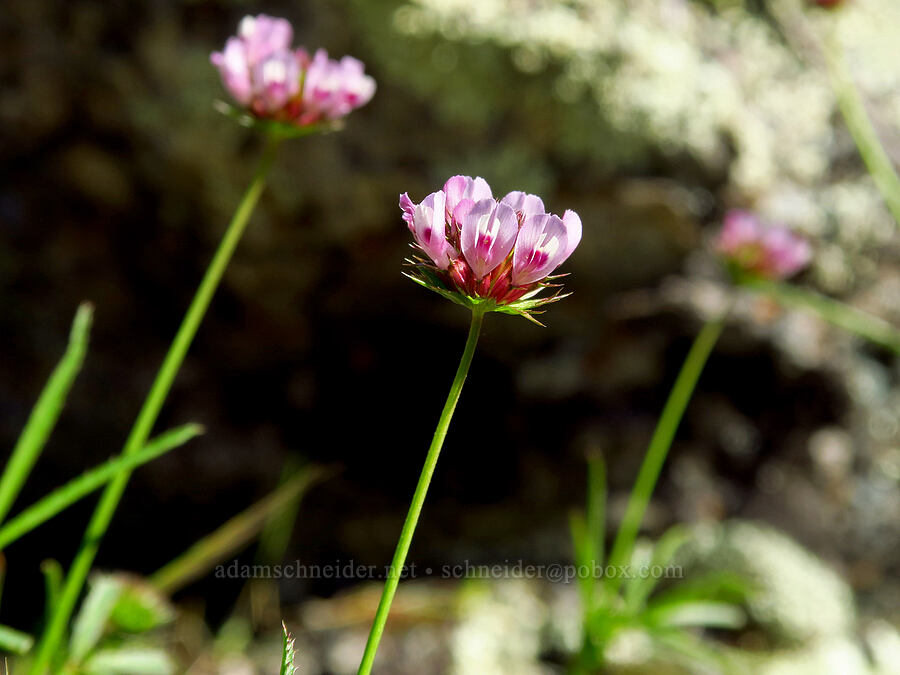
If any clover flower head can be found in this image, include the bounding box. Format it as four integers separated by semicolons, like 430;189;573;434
402;176;582;323
715;210;811;281
211;15;375;133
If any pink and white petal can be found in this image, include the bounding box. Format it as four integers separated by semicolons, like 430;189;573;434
468;176;493;203
512;214;568;286
413;190;451;268
560;209;582;261
443;175;472;212
212;38;252;104
501;191;545;218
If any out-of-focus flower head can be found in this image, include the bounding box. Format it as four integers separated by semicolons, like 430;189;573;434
715;210;812;281
211;14;375;134
401;176;582;323
810;0;846;8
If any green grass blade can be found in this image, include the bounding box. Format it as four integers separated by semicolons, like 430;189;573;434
258;456;306;564
604;313;726;597
0;304;93;526
585;455;606;586
623;525;690;613
0;425;203;550
569;511;592;611
744;278;900;354
41;560;63;625
0;624;34;655
150;465;329;595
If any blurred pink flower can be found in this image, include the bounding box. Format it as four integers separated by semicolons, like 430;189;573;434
211;15;375;127
299;50;377;123
716;210;812;280
402;176;581;316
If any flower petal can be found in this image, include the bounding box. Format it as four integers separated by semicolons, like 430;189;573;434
399;192;416;232
560;209;582;262
252;50;301;112
501;191;546;218
443;175;493;213
413;190;452;269
512;214;569;286
211;38;253;105
460;199;517;279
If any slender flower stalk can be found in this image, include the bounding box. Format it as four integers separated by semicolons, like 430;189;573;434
29;135;282;675
359;176;581;672
822;27;900;228
603;310;727;596
357;308;485;675
743;278;900;354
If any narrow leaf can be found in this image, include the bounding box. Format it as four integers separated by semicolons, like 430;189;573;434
41;560;63;625
0;303;93;525
744;278;900;354
257;457;305;565
82;647;174;675
0;624;34;655
0;424;203;550
646;600;746;630
624;525;689;613
150;465;330;594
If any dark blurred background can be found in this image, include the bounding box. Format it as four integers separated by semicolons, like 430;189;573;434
1;0;899;670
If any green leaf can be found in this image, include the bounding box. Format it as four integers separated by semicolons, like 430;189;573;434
41;559;63;624
646;571;749;613
652;628;738;674
69;575;124;664
0;303;93;526
623;525;690;614
0;623;34;655
82;647;175;675
280;622;297;675
645;600;746;630
109;577;174;634
0;424;203;549
744;278;900;354
257;457;307;565
150;465;330;594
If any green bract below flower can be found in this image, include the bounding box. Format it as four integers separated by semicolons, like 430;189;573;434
400;175;582;324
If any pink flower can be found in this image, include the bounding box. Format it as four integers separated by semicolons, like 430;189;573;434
211;15;375;127
300;50;377;122
715;210;812;280
401;176;582;318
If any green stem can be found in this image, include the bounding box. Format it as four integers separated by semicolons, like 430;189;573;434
356;308;485;675
29;135;282;674
604;311;726;596
825;28;900;228
744;278;900;353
